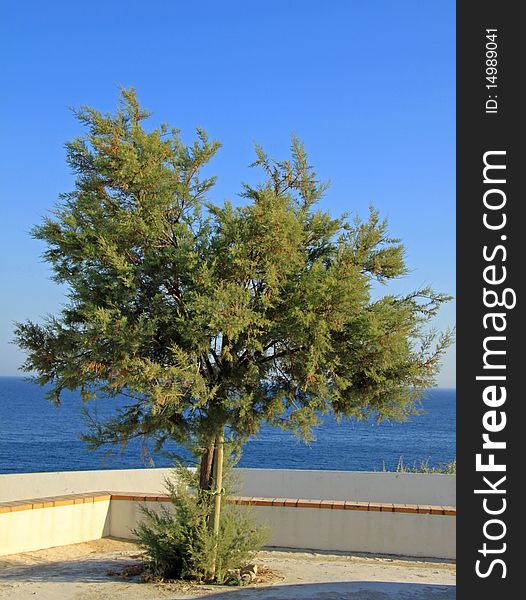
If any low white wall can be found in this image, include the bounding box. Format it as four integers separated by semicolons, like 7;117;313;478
0;500;110;556
0;468;173;503
108;500;455;560
236;469;456;505
109;499;163;540
254;505;455;559
0;468;456;506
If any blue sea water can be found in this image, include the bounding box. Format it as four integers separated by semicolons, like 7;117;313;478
0;376;455;474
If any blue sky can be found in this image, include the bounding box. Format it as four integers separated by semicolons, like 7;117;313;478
0;1;455;386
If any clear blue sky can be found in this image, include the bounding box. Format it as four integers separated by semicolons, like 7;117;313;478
0;1;455;386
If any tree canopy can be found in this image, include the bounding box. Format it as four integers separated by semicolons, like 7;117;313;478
15;89;452;472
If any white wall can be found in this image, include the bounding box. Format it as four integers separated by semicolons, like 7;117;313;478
0;498;455;559
253;505;455;559
0;468;173;503
236;469;456;505
0;468;456;506
109;498;163;540
0;500;110;556
108;499;455;560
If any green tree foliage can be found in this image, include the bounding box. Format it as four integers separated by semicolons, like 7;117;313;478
15;87;452;500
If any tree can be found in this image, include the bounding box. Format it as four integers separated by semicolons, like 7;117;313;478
15;88;452;542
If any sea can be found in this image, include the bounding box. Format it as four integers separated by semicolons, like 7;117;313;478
0;376;455;474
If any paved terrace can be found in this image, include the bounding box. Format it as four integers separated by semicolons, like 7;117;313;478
0;538;456;600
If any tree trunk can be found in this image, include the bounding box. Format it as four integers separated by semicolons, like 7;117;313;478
199;444;215;491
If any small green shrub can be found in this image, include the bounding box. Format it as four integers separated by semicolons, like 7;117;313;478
377;456;456;474
134;465;267;583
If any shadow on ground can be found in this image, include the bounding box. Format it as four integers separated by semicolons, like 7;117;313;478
188;581;456;599
0;556;133;583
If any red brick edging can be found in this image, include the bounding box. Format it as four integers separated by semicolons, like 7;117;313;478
0;492;456;516
229;496;455;515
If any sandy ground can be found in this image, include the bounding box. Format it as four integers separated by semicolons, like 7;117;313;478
0;538;456;600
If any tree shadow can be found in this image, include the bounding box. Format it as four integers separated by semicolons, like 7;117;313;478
0;555;135;583
190;581;456;599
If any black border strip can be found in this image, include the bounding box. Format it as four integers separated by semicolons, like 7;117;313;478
457;1;522;595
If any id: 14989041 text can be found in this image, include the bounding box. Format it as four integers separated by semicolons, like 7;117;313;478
485;29;498;114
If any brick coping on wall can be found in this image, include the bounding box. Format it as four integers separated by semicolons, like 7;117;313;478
0;492;456;516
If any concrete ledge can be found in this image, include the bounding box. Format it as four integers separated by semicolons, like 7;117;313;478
0;492;111;513
229;496;456;516
0;492;456;516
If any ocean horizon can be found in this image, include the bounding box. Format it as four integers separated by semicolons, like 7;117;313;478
0;376;455;474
